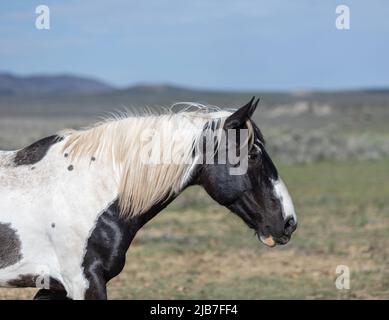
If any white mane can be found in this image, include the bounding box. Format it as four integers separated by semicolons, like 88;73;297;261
60;104;239;218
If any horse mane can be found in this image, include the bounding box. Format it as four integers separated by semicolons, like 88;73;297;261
60;103;254;218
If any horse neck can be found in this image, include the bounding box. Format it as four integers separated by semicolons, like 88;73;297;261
126;168;200;230
113;192;180;253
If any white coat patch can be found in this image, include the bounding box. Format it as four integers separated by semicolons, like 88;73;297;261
0;140;118;299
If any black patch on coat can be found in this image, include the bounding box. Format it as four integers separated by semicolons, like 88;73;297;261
14;135;63;166
0;223;23;269
33;289;70;300
82;196;176;299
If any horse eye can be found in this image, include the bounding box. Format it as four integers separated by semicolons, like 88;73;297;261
248;153;259;161
248;144;261;162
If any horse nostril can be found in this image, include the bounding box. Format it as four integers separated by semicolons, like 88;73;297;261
284;217;296;235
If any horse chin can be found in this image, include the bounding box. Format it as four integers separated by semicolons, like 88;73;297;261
258;234;277;248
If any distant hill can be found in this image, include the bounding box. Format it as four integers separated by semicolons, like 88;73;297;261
0;72;114;96
0;71;388;118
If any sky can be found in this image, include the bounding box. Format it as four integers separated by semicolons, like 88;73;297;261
0;0;388;91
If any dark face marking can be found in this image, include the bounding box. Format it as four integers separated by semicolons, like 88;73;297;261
51;223;55;228
0;223;23;269
197;99;296;246
14;135;63;166
91;157;96;161
199;123;289;243
64;153;69;158
67;165;74;171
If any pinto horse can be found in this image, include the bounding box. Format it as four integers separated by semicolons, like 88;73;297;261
0;98;297;300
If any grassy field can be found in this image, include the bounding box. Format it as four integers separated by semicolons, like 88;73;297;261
0;88;388;299
2;159;388;299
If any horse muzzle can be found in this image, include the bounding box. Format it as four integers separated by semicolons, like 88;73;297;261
258;234;292;247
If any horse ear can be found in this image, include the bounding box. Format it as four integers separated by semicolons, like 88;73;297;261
224;97;259;129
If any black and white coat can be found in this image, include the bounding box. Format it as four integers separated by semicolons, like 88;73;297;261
0;100;297;300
